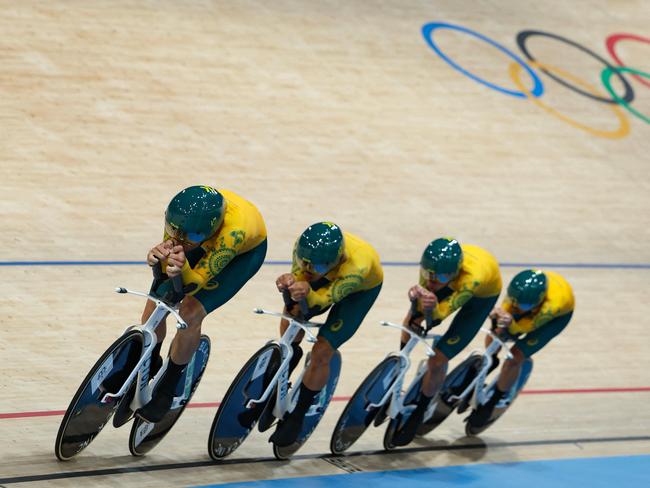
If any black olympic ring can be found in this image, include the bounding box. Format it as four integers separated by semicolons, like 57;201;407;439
516;30;635;105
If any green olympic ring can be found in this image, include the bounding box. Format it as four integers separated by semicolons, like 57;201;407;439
602;67;650;124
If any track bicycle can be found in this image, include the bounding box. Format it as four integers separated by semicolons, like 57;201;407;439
208;297;341;461
54;263;210;460
330;310;440;454
417;326;533;438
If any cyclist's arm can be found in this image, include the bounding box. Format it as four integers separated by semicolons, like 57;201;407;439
305;272;364;312
304;255;369;312
432;286;475;321
508;307;555;334
181;230;245;292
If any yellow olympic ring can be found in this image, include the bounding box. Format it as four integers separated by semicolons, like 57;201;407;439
509;61;630;139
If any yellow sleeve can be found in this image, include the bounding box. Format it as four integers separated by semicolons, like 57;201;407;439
432;288;474;320
506;300;556;334
180;230;246;294
428;276;480;321
303;257;370;311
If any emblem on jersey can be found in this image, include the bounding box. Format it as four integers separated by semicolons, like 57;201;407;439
446;335;461;345
330;319;344;332
526;338;539;346
204;279;220;291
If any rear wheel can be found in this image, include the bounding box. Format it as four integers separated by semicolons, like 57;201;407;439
383;371;422;451
208;343;282;460
273;351;342;460
55;329;143;461
330;355;400;455
417;353;482;436
465;358;533;437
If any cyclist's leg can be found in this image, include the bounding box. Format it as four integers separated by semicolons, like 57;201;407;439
311;284;382;387
140;240;267;422
173;239;268;363
270;284;381;446
501;312;573;390
469;311;573;426
394;294;497;445
426;294;499;395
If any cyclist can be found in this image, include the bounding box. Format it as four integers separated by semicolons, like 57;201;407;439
137;185;267;423
467;269;574;427
270;222;383;447
393;238;502;446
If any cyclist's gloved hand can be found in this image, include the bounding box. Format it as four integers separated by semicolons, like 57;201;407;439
166;245;186;277
147;240;174;266
276;273;296;293
408;285;438;310
490;307;512;328
287;281;310;302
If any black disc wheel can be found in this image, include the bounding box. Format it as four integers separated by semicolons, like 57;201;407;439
55;329;143;461
330;355;400;455
208;343;282;460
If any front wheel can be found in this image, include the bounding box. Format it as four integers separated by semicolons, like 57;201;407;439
383;363;426;450
330;355;400;455
208;343;282;460
55;329;144;461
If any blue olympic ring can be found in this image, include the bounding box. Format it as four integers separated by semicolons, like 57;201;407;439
421;22;545;99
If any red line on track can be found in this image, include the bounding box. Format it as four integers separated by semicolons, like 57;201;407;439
2;387;648;420
520;387;650;395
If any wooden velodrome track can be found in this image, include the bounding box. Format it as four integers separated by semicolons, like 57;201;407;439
1;1;648;486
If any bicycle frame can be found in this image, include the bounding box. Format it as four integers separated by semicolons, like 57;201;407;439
245;308;322;420
367;321;439;420
446;327;513;409
98;287;188;410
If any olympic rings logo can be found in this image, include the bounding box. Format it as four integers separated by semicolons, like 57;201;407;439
421;23;649;139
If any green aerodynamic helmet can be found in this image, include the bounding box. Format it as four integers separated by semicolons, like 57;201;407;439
164;185;226;244
420;238;463;284
296;222;345;275
507;269;548;312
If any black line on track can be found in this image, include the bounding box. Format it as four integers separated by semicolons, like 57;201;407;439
1;435;649;484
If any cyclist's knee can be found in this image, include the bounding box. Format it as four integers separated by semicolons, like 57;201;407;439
428;350;449;370
310;338;335;368
179;297;207;330
505;346;526;366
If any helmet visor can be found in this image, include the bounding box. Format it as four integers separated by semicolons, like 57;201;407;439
165;222;206;245
420;268;454;284
510;299;536;313
298;257;333;276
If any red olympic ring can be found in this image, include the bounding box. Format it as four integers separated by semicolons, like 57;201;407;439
605;33;650;89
